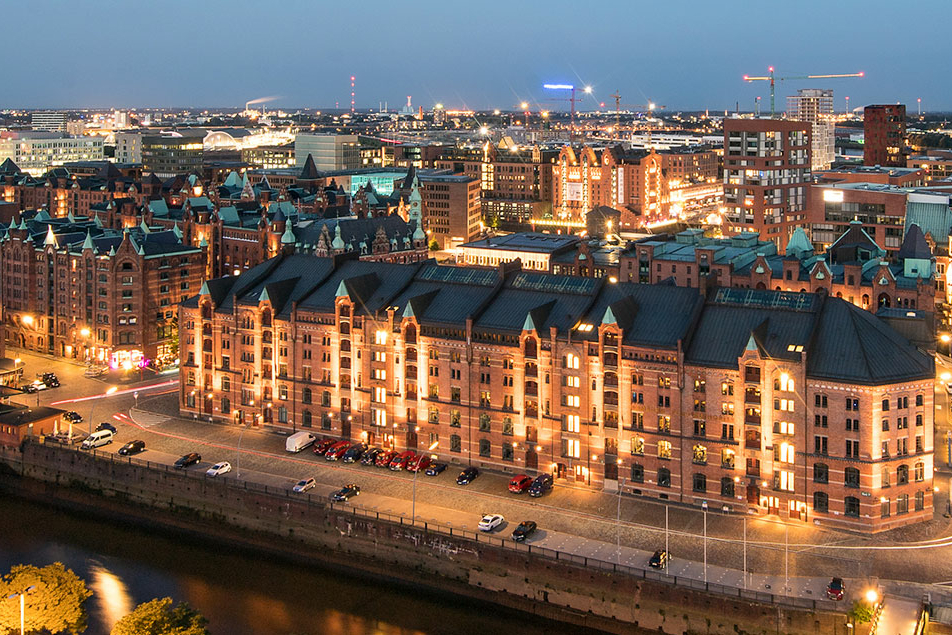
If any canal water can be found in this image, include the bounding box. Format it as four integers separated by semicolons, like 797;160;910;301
0;496;595;635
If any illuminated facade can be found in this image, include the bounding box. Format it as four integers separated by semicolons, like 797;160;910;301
180;255;934;532
1;212;203;366
0;133;104;177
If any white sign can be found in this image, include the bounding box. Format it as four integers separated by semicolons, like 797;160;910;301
565;182;583;202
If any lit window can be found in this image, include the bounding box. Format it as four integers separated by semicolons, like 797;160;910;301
780;442;795;464
375;330;387;345
566;414;580;433
565;353;580;369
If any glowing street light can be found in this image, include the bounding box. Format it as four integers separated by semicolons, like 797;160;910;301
88;385;118;437
21;315;33;326
7;585;36;635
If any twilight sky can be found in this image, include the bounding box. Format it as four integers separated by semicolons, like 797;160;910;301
5;0;949;112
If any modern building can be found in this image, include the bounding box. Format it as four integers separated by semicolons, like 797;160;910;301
141;131;206;178
1;212;204;366
815;165;925;188
456;233;580;271
787;89;835;171
180;254;935;533
722;118;811;247
0;133;104;176
908;151;952;184
115;132;143;164
415;173;481;249
294;134;360;171
30;112;67;133
864;104;907;167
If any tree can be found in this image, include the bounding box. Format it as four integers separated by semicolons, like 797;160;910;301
0;563;92;635
111;598;208;635
847;599;874;624
428;238;440;251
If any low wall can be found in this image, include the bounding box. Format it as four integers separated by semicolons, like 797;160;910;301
0;442;847;635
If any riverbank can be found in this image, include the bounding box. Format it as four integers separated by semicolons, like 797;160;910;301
0;442;847;634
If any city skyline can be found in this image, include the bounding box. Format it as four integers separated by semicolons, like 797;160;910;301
4;0;950;111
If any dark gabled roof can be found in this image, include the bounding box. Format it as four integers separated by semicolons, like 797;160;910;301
0;158;21;175
898;223;933;260
300;154;320;180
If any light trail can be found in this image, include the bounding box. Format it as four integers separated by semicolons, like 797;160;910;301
50;380;178;406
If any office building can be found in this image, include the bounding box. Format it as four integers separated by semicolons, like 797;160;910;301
141;131;205;178
180;255;935;533
0;132;104;176
31;112;67;133
864;105;907;167
294;134;360;171
787;89;835;171
115;132;143;164
722;118;811;247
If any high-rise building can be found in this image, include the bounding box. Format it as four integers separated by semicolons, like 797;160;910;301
31;112;66;132
787;89;835;171
0;132;104;176
294;134;360;171
722;118;811;247
115;132;143;164
864;104;906;167
141;131;205;178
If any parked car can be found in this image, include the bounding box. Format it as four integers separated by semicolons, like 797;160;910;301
292;478;316;493
117;440;145;456
478;514;504;532
389;450;416;471
39;373;60;388
324;441;352;461
313;438;337;456
375;450;398;467
341;444;366;463
63;411;83;423
22;381;49;393
508;474;533;494
331;484;360;502
95;422;117;435
425;462;447;476
174;453;202;469
406;454;431;473
81;429;113;450
527;473;553;498
511;520;538;542
285;431;316;453
206;461;232;477
648;550;668;569
826;577;845;601
360;448;384;465
457;467;479;485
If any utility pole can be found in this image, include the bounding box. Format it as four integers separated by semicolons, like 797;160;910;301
703;508;708;584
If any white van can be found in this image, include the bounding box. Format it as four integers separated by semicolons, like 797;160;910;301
285;431;316;453
81;429;114;450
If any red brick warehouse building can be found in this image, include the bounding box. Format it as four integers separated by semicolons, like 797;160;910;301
180;254;934;533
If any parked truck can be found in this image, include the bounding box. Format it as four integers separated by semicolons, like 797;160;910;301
285;431;316;453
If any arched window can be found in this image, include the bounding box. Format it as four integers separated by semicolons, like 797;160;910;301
844;467;860;487
261;309;271;327
720;477;734;498
405;324;417;344
524;337;537;359
321;391;331;407
221;397;230;413
813;463;829;484
692;473;706;492
450;435;461;452
844;496;860;517
915;462;925;482
897;464;909;485
302;387;312;404
658;467;671;487
479;413;491;432
502;416;513;436
302;410;312;427
882;465;890;488
814;491;829;513
692;444;707;464
479;439;491;457
278;406;287;423
278;385;288;400
502;442;513;461
878;293;891;308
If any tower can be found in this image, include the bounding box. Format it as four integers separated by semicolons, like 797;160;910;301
350;75;355;114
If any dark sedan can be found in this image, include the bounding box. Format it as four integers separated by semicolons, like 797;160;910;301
174;452;202;468
95;422;117;435
456;467;479;485
341;444;367;463
425;462;447;476
331;484;360;502
511;520;537;542
360;448;384;465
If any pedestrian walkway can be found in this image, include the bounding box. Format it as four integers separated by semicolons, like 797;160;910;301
130;409;170;429
874;595;923;634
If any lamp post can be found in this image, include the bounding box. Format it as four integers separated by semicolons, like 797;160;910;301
412;440;439;524
88;386;118;437
7;585;35;635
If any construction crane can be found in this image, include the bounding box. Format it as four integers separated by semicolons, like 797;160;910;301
742;67;864;117
542;83;594;139
608;91;665;139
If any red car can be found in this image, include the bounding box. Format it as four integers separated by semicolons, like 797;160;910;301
313;438;337;456
389;450;416;471
324;441;351;460
375;450;398;467
508;474;533;493
406;454;431;473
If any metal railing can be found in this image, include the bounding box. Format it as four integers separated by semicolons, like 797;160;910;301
0;442;840;613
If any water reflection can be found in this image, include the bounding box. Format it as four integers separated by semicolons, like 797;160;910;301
0;497;590;635
88;562;133;631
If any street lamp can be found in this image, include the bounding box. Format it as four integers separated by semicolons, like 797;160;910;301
7;585;35;635
88;386;118;437
411;440;439;524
